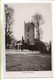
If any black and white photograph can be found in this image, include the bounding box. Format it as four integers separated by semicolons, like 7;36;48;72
4;3;52;77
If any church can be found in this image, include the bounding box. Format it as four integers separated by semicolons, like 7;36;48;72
16;21;46;51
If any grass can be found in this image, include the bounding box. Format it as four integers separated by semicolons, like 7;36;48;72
6;51;52;71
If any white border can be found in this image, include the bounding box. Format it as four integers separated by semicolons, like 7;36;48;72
1;0;54;80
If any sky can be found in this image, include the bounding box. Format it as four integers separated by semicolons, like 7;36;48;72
7;3;52;43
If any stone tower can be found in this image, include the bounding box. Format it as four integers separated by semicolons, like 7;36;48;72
24;22;34;45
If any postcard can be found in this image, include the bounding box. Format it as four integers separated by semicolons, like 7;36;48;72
2;2;53;78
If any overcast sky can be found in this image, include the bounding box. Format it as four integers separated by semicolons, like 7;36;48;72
7;3;52;43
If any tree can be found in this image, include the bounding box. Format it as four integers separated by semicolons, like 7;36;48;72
32;13;45;40
49;41;51;54
5;4;14;48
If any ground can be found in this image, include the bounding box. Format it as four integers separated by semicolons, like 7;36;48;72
6;50;52;71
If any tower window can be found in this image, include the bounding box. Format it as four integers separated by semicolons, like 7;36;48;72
27;35;29;37
27;39;29;43
27;27;29;31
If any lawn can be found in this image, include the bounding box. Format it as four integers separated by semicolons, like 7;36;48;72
6;51;52;71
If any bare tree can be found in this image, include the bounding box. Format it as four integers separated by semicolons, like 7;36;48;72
5;4;14;48
32;13;45;40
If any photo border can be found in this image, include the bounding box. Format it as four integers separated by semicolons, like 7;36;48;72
1;0;54;79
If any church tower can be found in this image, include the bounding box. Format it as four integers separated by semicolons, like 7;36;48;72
24;21;34;45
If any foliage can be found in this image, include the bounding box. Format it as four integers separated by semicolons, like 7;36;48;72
32;13;45;40
5;4;14;48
